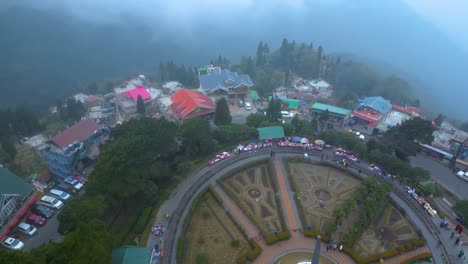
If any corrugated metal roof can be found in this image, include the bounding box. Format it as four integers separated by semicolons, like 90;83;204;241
51;119;101;148
310;103;351;117
0;168;33;197
257;126;285;140
112;246;151;264
361;96;392;115
170;89;215;119
198;69;253;93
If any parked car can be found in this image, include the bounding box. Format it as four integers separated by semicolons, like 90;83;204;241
31;204;55;219
238;99;244;107
245;102;252;110
25;213;47;226
457;171;468;182
281;111;294;118
39;195;64;210
57;182;76;194
49;189;71;202
64;177;84;191
1;237;24;250
16;222;38;236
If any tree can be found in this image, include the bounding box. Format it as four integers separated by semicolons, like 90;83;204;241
136;95;146;115
454;200;468;224
337;92;358;110
58;195;106;234
266;99;281;123
316;45;323;77
179;118;215;156
282;123;294;137
434;114;444;127
256;41;265;66
214;98;232;126
246;114;267;128
318;110;330;132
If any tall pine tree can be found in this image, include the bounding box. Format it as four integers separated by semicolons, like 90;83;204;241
136;95;146;115
214;98;232;126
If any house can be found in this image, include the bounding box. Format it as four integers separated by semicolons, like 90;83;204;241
344;96;392;134
169;89;215;121
115;85;155;120
198;68;253;98
31;170;54;192
42;119;106;179
0;168;37;239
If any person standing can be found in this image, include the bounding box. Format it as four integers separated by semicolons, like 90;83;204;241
451;232;455;239
455;238;460;245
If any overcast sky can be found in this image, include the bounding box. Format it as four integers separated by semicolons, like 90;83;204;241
404;0;468;53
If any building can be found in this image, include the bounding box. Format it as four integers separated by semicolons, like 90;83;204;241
345;96;392;134
198;68;253;98
115;85;155;120
0;168;37;238
310;102;351;125
455;140;468;171
42;119;105;179
31;170;54;193
257;126;285;140
112;246;155;264
169;89;215;121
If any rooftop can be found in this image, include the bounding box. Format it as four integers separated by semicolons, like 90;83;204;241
360;96;392;115
281;98;300;110
257;126;285;140
124;86;151;102
198;69;253;93
170;89;215;119
310;102;351;117
112;246;151;264
51;119;101;149
309;78;330;89
0;167;33;197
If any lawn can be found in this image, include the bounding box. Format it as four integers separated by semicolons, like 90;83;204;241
221;162;284;234
288;162;361;232
183;192;250;263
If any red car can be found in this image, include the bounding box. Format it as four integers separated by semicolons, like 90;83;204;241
25;214;47;226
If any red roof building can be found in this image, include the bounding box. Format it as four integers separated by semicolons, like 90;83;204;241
169;89;215;120
51;119;101;148
392;104;422;116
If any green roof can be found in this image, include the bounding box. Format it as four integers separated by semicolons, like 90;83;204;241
281;98;300;109
310;103;351;118
112;246;151;264
250;90;260;101
257;126;285;140
0;168;33;197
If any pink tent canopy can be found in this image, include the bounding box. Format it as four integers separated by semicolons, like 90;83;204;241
125;87;151;102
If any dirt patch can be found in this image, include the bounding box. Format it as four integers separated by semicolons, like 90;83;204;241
388;207;401;225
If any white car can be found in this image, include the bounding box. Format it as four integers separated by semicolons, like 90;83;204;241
281;111;294;118
1;237;24;250
245;102;252;110
359;134;365;141
17;222;38;236
39;195;64;210
49;189;71;201
64;177;84;191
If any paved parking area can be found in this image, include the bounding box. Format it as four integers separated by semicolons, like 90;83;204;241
22;213;62;251
229;100;258;124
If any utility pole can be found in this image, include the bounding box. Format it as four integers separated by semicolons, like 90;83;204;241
312;235;321;264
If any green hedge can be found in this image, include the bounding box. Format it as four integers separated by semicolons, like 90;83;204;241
264;231;291;245
246;239;262;261
303;229;330;242
134;207;152;234
176;235;184;259
343;239;426;264
400;252;433;264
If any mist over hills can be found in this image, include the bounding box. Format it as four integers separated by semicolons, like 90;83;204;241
0;0;466;119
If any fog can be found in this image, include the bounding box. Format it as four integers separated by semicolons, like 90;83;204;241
1;0;467;119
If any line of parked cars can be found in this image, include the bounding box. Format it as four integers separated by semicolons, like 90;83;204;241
1;175;85;250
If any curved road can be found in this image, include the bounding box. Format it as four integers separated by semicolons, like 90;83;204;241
148;147;454;264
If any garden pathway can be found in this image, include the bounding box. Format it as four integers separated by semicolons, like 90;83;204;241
212;184;265;245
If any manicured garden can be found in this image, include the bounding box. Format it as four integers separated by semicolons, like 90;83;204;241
221;162;285;235
182;191;250;263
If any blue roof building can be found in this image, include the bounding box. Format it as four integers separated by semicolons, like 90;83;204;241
359;96;392;115
198;69;253;97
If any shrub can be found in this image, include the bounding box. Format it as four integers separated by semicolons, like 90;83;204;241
401;252;433;264
303;229;330;242
246;239;262;261
277;231;290;240
196;252;208;264
264;231;291;245
231;239;240;247
176;235;184;259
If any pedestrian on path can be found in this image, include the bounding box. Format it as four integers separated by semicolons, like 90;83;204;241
455;238;460;245
339;245;343;252
326;245;330;252
459;250;465;258
451;232;455;239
